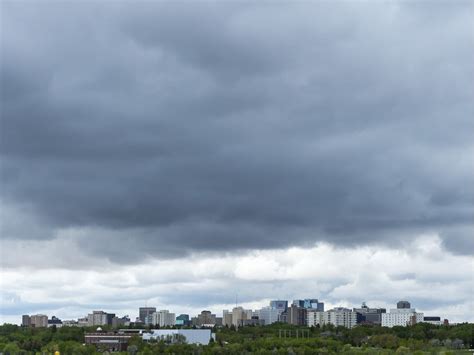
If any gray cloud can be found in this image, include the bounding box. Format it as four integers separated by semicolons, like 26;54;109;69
1;1;473;263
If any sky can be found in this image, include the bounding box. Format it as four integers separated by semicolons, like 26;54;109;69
0;1;473;324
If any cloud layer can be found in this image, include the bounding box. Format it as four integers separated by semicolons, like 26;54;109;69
1;235;473;324
1;1;473;322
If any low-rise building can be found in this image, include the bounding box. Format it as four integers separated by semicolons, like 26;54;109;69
142;329;214;345
48;316;63;328
62;320;79;327
84;332;132;352
423;316;442;325
176;314;190;326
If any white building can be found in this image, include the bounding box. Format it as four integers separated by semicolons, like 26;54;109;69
78;317;89;327
143;329;214;345
381;308;424;327
307;308;357;329
151;310;176;327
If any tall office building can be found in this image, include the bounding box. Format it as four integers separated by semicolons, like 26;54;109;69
353;303;386;325
258;307;280;325
293;299;324;311
139;307;157;323
269;300;288;312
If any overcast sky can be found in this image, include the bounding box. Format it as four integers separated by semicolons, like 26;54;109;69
1;1;473;324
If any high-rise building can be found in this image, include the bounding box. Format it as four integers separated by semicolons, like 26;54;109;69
151;310;175;327
222;310;233;327
87;311;108;326
286;305;307;326
353;303;386;325
30;314;48;328
269;300;288;312
230;307;250;327
307;307;357;328
139;307;157;323
193;310;217;326
258;307;280;325
22;315;31;327
293;299;324;311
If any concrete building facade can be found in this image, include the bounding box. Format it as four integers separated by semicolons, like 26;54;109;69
307;308;357;328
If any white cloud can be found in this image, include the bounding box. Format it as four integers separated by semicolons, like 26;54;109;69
1;234;472;324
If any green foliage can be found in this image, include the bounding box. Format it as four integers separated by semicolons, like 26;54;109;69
0;322;472;354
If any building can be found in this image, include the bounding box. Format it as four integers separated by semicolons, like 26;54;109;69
62;320;79;327
22;315;31;327
222;310;233;327
78;317;89;327
175;314;190;326
30;314;48;328
423;316;442;325
139;307;157;323
307;308;357;329
231;307;249;327
353;303;386;325
143;329;214;345
285;305;307;326
85;332;132;352
293;299;324;312
397;301;411;309
258;307;280;325
87;311;109;326
150;310;175;327
381;302;424;327
112;316;130;328
48;316;63;328
192;310;217;327
270;300;288;312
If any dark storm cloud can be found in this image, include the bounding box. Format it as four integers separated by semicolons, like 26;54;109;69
1;1;473;262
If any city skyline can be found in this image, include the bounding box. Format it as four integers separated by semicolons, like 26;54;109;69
1;1;473;327
19;298;449;329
